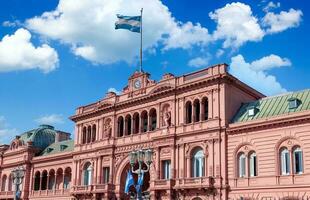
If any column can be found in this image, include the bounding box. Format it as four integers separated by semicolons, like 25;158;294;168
47;175;50;190
131;117;134;134
156;107;160;129
193;103;196;122
98;157;103;184
186;157;191;178
156;147;160;179
171;145;175;179
39;175;42;191
62;172;65;190
109;158;113;183
200;101;204;121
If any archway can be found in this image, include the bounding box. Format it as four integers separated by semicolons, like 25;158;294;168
119;163;150;200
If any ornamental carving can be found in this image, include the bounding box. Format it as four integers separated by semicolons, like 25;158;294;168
115;153;126;168
103;118;112;138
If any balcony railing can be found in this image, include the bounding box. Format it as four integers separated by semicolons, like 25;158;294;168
72;184;114;194
30;189;70;197
174;176;213;189
154;179;175;189
0;191;14;198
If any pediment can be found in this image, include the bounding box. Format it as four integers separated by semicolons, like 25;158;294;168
149;84;174;95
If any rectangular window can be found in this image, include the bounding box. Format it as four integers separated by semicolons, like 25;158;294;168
103;167;110;184
162;160;171;180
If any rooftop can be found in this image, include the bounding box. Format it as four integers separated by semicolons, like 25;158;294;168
232;89;310;123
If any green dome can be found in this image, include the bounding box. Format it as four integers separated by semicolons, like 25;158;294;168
19;125;56;150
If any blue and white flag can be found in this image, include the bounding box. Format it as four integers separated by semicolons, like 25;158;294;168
124;170;135;194
115;14;141;33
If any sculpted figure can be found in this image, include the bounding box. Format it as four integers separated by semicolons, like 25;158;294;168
164;111;171;127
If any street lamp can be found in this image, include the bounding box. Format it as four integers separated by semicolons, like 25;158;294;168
11;166;25;200
128;149;153;200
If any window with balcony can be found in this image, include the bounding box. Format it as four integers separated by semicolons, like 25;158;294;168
83;163;92;186
149;108;157;131
194;99;200;122
87;126;91;143
238;153;246;178
202;97;209;120
191;148;204;177
103;167;110;184
186;101;192;124
162;160;171;180
1;175;7;191
34;172;40;191
118;116;124;137
141;111;148;132
82;127;87;144
125;115;132;135
280;148;290;175
92;125;96;142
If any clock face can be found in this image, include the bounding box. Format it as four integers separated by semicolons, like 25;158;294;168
134;79;141;89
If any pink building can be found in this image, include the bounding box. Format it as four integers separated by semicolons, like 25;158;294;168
0;64;310;200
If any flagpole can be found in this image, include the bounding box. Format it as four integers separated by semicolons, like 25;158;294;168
140;8;143;72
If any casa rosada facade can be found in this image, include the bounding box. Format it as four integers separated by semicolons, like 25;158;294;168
1;64;310;200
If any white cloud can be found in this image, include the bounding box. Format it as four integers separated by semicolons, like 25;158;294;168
0;28;59;73
2;20;22;27
262;9;303;34
35;114;64;125
188;56;210;68
26;0;211;64
209;2;264;48
263;1;280;13
108;87;121;95
0;116;18;144
229;54;289;95
250;54;291;71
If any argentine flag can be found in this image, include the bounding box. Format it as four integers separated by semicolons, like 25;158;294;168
124;170;135;194
115;14;141;33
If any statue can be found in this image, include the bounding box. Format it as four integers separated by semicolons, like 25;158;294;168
103;119;112;137
164;111;171;127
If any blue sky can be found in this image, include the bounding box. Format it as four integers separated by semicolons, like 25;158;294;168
0;0;308;144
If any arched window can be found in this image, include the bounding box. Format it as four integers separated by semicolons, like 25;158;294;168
64;168;72;189
141;111;148;133
83;163;92;186
34;172;40;191
41;171;48;190
118;116;124;137
87;126;91;143
92;125;96;142
249;152;257;177
193;99;200;122
56;168;63;190
125;115;132;135
1;175;7;191
48;170;55;190
202;97;208;120
133;113;140;134
82;127;87;144
191;148;205;177
149;108;157;131
280;148;290;175
293;147;303;174
238;153;246;178
186;101;192;124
